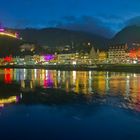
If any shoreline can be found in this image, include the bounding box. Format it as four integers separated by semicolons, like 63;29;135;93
0;64;140;73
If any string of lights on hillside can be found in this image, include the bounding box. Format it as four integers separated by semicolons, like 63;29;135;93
0;27;20;39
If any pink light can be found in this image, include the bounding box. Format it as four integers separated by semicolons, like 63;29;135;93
44;54;55;61
0;28;4;32
15;32;19;38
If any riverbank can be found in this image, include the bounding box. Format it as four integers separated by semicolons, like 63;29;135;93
96;64;140;72
0;64;140;72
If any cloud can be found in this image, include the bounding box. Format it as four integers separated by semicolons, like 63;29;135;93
52;16;115;38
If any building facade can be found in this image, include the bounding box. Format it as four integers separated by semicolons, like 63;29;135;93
108;43;128;64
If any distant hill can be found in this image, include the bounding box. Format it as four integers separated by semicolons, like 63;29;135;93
0;36;42;57
111;25;140;47
13;28;109;50
0;36;23;57
2;26;140;57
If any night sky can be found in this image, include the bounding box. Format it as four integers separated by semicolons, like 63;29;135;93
1;0;140;37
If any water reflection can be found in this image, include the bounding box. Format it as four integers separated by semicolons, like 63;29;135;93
0;96;19;107
1;69;140;140
1;68;140;111
2;69;140;95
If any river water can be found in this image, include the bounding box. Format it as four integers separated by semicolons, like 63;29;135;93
0;68;140;140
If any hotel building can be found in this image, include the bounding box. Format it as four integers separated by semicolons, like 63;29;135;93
108;43;128;64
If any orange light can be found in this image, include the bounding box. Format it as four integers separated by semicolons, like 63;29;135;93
129;49;137;59
0;32;18;39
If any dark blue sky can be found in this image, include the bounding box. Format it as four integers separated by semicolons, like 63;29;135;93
1;0;140;37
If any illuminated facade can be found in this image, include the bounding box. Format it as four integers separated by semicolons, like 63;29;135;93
89;47;98;64
108;43;128;63
129;47;140;63
89;47;97;58
57;53;79;64
98;51;107;63
20;44;35;52
56;52;92;65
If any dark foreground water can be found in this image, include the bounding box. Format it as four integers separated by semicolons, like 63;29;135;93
0;69;140;140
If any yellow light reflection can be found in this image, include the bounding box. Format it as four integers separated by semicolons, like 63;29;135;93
0;96;17;105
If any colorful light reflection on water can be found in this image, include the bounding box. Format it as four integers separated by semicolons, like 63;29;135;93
1;68;140;111
0;69;140;140
2;69;140;95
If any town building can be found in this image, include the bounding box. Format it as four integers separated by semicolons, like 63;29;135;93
88;47;99;64
129;47;140;64
108;43;128;64
98;51;107;63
